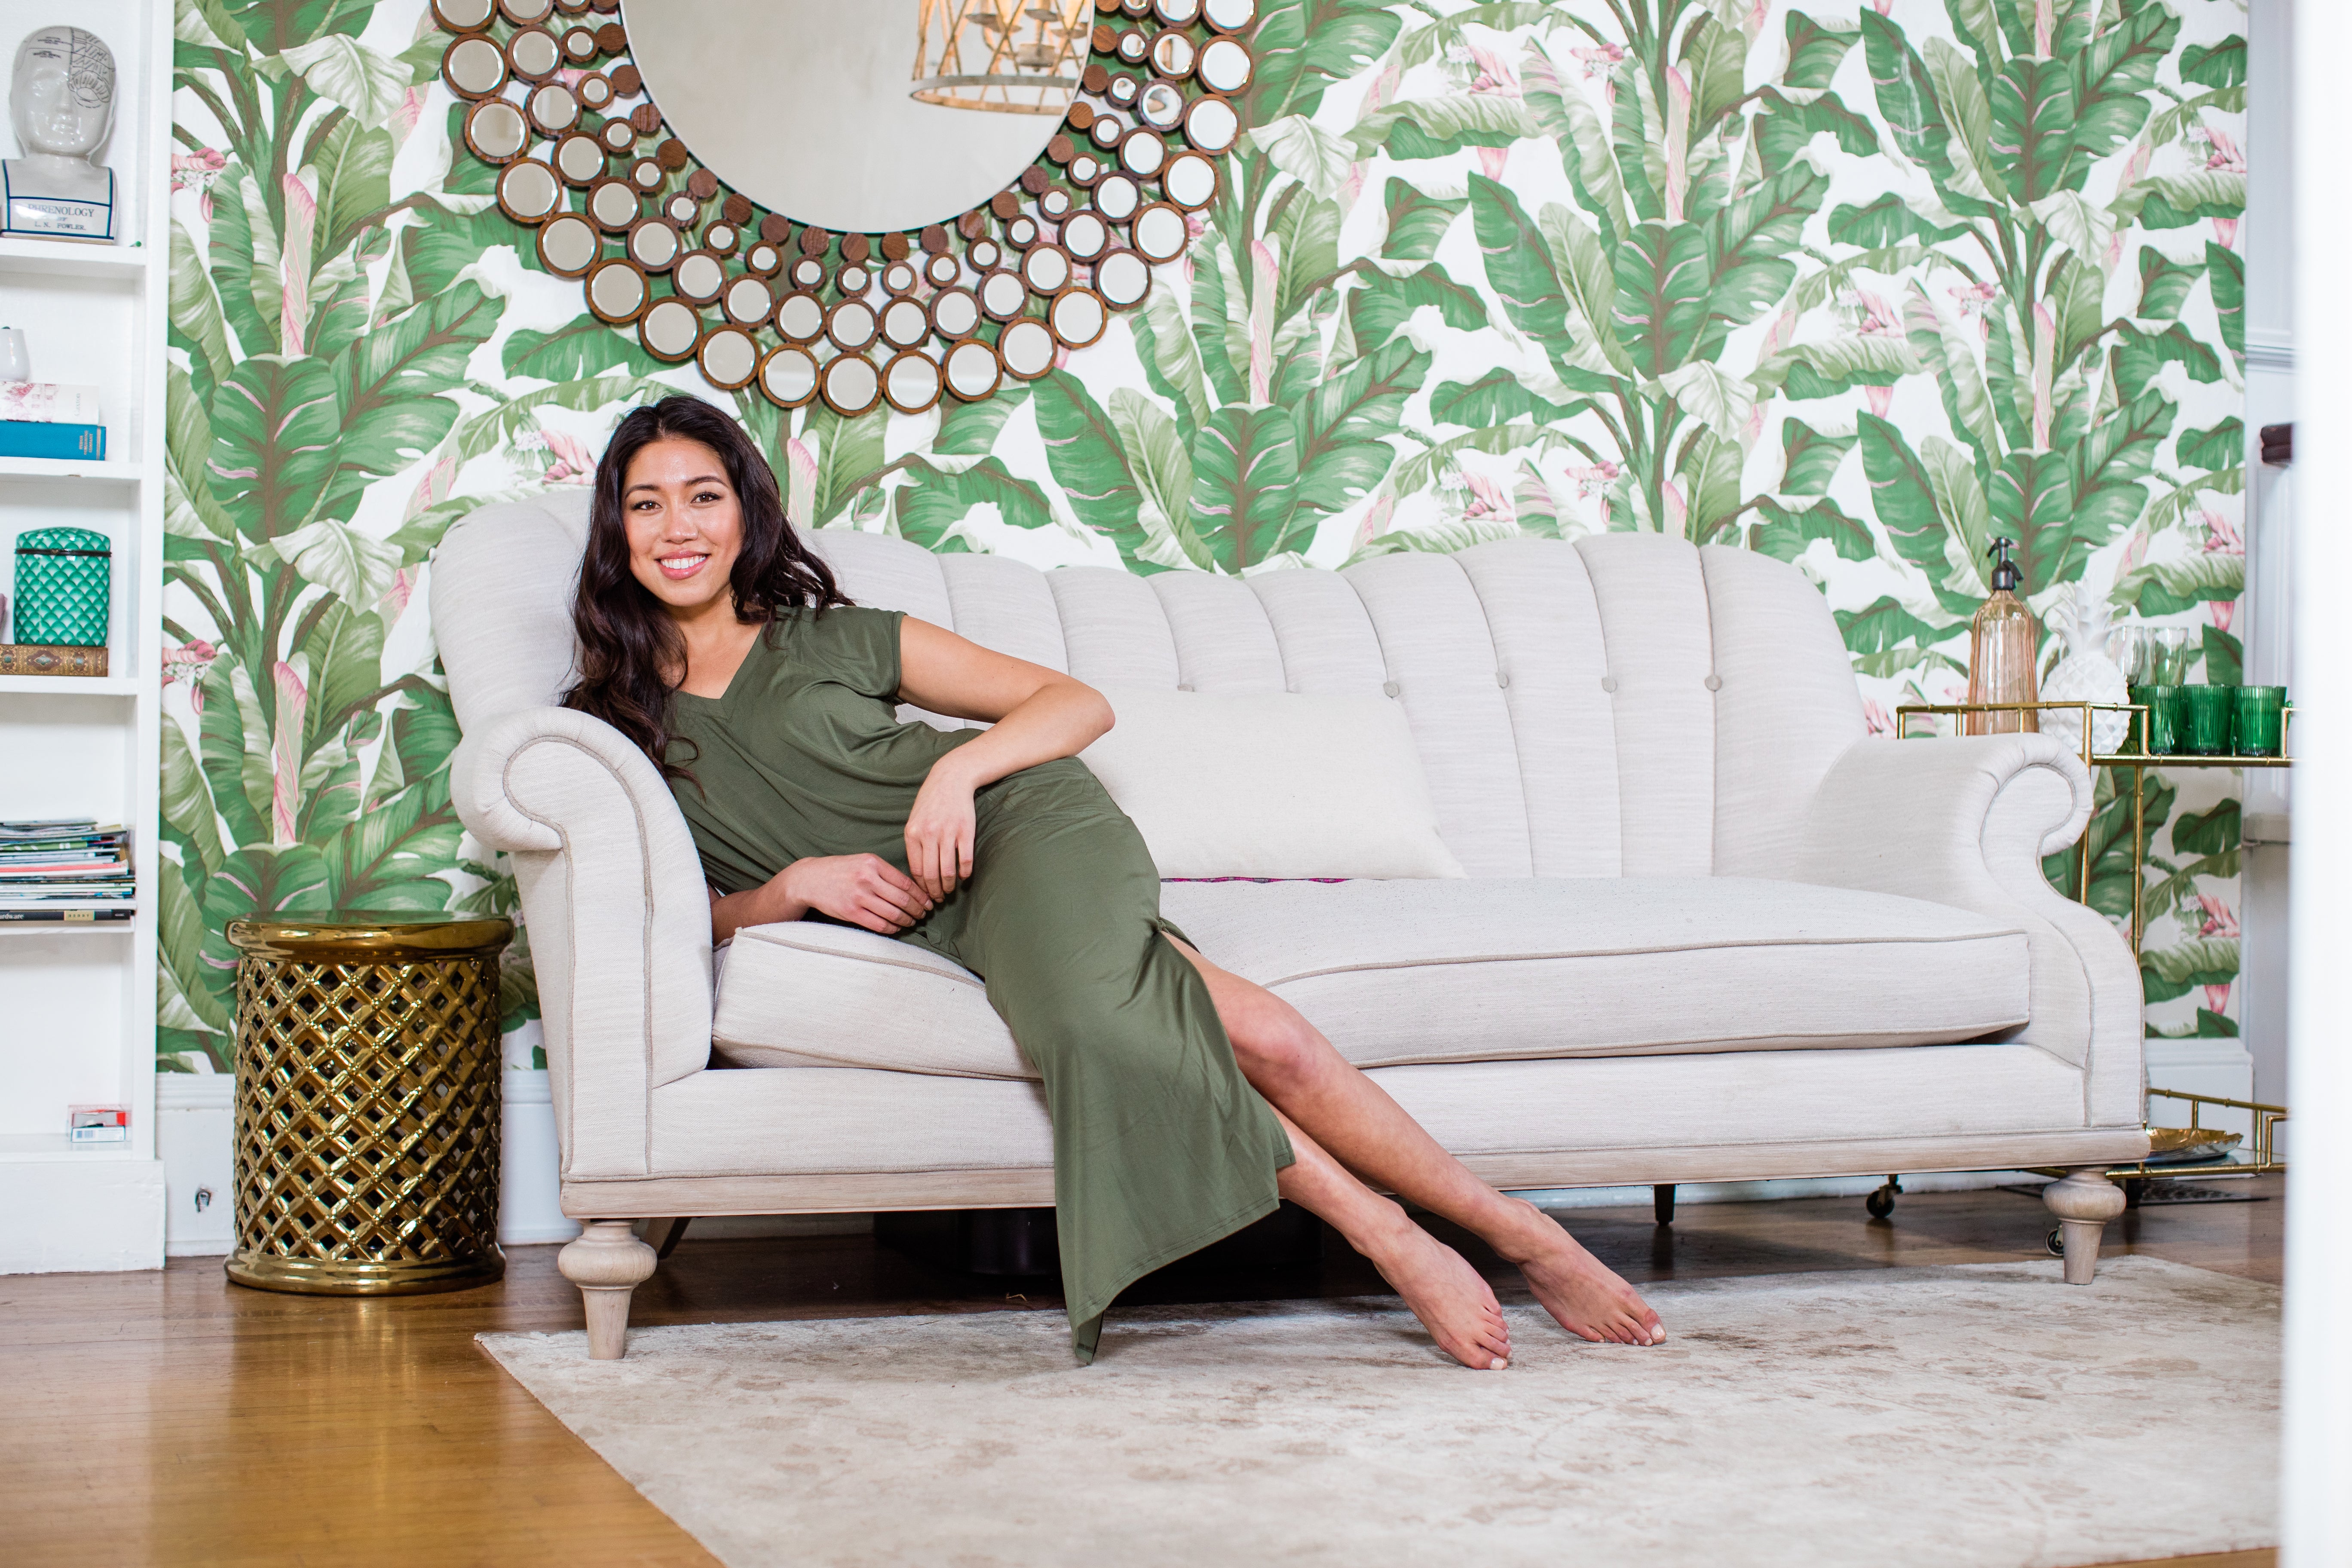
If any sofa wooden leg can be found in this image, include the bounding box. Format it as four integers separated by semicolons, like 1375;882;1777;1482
558;1219;659;1359
1652;1184;1675;1225
2042;1167;2126;1284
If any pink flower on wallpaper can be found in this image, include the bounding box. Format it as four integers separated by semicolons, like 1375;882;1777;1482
1569;42;1624;80
1478;146;1509;180
1847;289;1902;337
1460;468;1513;523
1865;384;1895;417
2211;217;2238;248
1352;493;1397;551
1464;43;1520;96
2196;124;2246;175
2202;983;2232;1014
1564;459;1620;501
1864;699;1897;737
172;148;225;220
2202;508;2244;555
162;639;217;712
2196;895;2239;939
2210;599;2235;633
539;427;598;485
389;86;425;150
1950;279;1997;337
380;567;416;620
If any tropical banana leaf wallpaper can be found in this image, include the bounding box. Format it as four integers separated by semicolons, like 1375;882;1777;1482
159;0;2249;1074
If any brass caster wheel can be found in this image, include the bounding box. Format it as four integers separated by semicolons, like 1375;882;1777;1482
1865;1176;1901;1221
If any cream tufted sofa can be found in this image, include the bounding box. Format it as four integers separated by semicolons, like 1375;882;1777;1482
434;490;2146;1357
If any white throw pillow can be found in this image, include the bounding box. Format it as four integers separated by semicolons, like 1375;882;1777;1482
1076;685;1467;880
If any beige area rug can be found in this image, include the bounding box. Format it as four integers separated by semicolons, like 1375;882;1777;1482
479;1256;2277;1568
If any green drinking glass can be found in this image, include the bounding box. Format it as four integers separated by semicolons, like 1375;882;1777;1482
2233;685;2288;757
2183;684;2235;756
2133;685;2185;756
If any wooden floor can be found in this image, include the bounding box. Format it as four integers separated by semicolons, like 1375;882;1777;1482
0;1181;2282;1567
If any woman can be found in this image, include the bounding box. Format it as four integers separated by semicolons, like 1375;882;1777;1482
566;397;1666;1366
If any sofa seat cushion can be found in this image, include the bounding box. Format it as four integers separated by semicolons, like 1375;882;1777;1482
710;877;2031;1080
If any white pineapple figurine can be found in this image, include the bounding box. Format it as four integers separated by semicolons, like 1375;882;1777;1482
2040;582;2130;756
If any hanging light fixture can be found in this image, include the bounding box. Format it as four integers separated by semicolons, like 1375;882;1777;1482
910;0;1093;114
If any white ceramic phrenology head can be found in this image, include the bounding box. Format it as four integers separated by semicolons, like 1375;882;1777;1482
12;27;115;162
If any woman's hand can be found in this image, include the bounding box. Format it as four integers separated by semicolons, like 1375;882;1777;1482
711;855;931;942
905;762;978;901
784;854;934;934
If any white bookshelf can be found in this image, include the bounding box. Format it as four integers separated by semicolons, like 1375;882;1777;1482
0;0;169;1272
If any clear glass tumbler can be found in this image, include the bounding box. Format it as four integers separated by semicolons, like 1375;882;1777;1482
2149;626;2193;686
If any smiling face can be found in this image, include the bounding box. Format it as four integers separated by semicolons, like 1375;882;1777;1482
12;27;114;161
622;436;744;622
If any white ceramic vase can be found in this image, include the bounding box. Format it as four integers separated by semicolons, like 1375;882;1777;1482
2041;585;2130;756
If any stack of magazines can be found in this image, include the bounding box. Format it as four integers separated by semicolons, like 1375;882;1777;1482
0;819;133;922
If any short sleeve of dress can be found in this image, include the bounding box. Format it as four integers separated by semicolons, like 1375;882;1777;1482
806;605;906;700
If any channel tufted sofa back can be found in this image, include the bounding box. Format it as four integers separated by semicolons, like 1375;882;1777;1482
434;488;1867;882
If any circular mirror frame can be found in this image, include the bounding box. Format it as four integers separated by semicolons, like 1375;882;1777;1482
439;0;1256;407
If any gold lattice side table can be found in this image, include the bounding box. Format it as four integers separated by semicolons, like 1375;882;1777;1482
225;913;513;1295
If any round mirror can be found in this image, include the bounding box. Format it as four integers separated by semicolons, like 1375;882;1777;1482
563;26;599;63
944;338;1001;400
499;0;554;22
1139;80;1185;131
1096;248;1151;308
1202;0;1256;31
578;72;615;110
774;290;825;339
1049;287;1107;348
789;257;826;290
1060;211;1109;260
527;82;577;134
745;242;783;275
1116;31;1149;64
1093;174;1141;222
628;220;681;270
554;133;605;184
1150;32;1196;79
1091;112;1126;150
978;271;1028;320
827;298;880;352
665;193;699;226
731;277;784;328
600;118;635;153
640;298;704;361
931;287;981;338
1120;128;1167;178
882;260;919;295
465;99;530;162
999;318;1057;380
1162;150;1217;208
1132;202;1187;263
588;179;640;230
628;0;1082;234
837;263;871;295
1197;37;1252;94
1040;188;1072;217
496;159;561;223
706;221;740;254
880;297;931;348
1069;152;1103;185
508;27;560;80
699;325;760;388
630;158;665;190
675;251;726;302
1023;244;1071;294
884;350;943;413
433;0;495;31
822;352;882;416
537;213;601;276
968;239;1002;271
760;344;820;407
442;35;506;98
925;252;961;287
585;258;649;322
1182;94;1239;153
1155;0;1201;22
1107;75;1139;107
1006;215;1039;249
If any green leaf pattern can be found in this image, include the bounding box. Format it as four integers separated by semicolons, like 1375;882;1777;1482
159;0;2248;1069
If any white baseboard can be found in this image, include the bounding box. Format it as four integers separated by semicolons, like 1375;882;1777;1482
158;1073;235;1256
0;1157;166;1272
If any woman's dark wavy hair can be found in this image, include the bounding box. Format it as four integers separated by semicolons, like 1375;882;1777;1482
562;396;848;777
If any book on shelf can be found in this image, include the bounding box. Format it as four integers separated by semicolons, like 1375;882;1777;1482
0;383;102;424
0;906;133;922
0;644;110;677
0;420;105;460
0;819;132;915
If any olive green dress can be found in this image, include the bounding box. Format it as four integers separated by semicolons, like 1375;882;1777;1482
665;606;1293;1361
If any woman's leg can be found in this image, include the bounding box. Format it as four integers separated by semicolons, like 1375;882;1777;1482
1273;1108;1513;1370
1167;936;1666;1348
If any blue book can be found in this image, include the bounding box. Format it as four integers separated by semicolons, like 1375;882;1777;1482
0;420;105;460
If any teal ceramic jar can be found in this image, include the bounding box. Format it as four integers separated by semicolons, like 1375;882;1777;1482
10;526;111;647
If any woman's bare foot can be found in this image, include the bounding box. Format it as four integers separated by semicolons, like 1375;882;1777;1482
1493;1198;1665;1346
1355;1207;1513;1370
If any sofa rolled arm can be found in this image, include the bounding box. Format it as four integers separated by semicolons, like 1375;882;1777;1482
451;706;714;1181
1795;734;2141;1127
